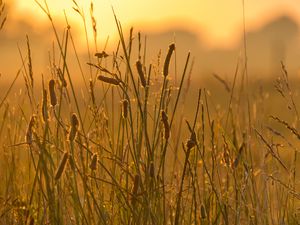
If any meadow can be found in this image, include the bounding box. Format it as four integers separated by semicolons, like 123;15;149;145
0;1;300;224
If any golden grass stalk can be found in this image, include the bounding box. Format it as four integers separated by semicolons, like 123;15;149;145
54;152;69;180
98;75;120;85
136;60;146;87
89;79;95;105
48;79;57;107
161;110;170;140
89;153;98;171
163;43;175;77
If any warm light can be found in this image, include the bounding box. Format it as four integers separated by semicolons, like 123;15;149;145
7;0;300;51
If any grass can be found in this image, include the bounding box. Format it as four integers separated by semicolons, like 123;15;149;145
0;1;300;224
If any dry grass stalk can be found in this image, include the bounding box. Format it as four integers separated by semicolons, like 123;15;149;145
232;143;244;169
163;43;175;77
98;75;120;85
212;73;230;92
88;63;116;75
270;115;300;140
55;152;69;180
136;60;146;87
0;0;6;30
89;79;95;105
48;79;57;107
161;110;170;140
57;68;67;88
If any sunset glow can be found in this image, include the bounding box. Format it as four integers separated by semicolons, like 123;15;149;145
9;0;300;49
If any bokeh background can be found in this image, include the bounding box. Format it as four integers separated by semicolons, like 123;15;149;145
2;0;300;80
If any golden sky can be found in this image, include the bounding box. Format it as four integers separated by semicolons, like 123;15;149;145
8;0;300;49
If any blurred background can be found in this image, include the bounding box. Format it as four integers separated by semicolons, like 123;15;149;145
1;0;300;81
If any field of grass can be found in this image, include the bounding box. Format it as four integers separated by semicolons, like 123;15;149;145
1;1;300;225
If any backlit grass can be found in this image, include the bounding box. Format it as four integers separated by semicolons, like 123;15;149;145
0;1;300;224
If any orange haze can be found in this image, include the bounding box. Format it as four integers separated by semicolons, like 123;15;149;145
9;0;300;50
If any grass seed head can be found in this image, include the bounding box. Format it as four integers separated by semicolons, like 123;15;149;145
25;114;36;144
89;153;98;171
121;99;129;119
161;110;170;140
89;79;96;105
95;51;109;58
149;162;155;178
26;35;34;88
98;75;120;85
132;174;140;194
68;113;79;142
163;43;175;77
222;137;231;167
186;131;196;149
131;174;140;206
136;60;146;87
201;204;206;219
41;89;49;123
223;148;231;167
48;79;57;107
55;152;69;180
71;113;79;128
